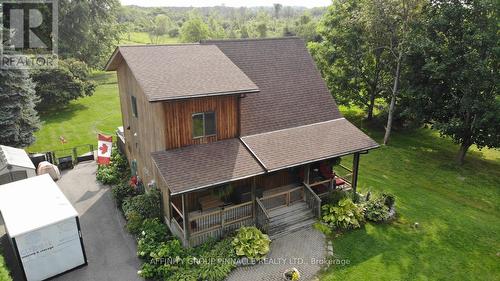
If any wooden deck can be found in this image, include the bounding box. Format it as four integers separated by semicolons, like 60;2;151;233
166;162;358;247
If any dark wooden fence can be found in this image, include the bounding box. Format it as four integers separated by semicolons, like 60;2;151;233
29;144;95;170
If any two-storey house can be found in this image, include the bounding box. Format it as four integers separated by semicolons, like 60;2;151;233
105;37;379;247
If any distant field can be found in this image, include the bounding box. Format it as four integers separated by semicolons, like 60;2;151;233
119;31;179;45
27;72;121;153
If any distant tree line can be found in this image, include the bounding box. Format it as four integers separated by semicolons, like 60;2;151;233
116;5;326;43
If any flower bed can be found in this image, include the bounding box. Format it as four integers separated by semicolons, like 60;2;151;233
96;149;270;281
320;190;397;233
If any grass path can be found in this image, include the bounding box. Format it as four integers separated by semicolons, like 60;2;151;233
321;112;500;280
27;72;121;153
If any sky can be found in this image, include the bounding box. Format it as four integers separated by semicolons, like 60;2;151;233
119;0;331;8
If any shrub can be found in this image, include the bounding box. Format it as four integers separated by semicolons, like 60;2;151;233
382;193;396;208
138;236;238;281
96;148;130;185
137;219;170;260
126;211;143;235
363;198;390;222
96;165;121;185
232;227;271;261
111;182;136;207
325;190;350;205
149;239;185;262
122;189;162;221
197;238;237;281
322;198;364;230
137;262;158;279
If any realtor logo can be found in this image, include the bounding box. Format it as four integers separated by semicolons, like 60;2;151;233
0;0;58;69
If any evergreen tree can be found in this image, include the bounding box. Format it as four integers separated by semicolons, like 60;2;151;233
0;69;40;147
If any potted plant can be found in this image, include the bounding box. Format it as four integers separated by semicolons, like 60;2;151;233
283;268;300;281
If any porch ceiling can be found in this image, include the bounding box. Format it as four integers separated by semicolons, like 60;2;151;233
152;138;265;195
240;118;380;172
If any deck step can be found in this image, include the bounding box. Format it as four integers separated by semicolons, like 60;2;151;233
266;202;316;240
269;218;316;240
269;203;310;220
269;211;314;229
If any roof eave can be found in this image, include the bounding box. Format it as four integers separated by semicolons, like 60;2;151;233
265;144;380;173
169;170;267;196
148;88;260;102
103;47;122;71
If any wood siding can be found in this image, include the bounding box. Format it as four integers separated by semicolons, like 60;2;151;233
116;63;168;209
163;96;239;149
256;169;297;190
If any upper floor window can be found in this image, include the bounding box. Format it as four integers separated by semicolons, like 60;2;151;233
131;96;138;117
192;112;216;138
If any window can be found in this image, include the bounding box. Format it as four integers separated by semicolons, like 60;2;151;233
192;112;216;138
131;96;138;117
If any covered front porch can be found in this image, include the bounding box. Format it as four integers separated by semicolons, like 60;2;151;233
152;118;378;247
164;156;361;247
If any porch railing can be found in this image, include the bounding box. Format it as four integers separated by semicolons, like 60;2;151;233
255;197;270;234
187;201;254;246
335;164;353;185
170;204;184;237
303;183;322;218
259;186;304;210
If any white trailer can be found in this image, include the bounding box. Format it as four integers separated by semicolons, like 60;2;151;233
0;174;87;281
0;145;36;184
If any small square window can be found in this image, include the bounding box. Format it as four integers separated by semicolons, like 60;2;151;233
192;112;216;139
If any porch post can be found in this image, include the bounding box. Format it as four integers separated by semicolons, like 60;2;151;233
166;189;172;222
352;152;360;194
303;164;311;185
251;177;257;224
181;193;190;246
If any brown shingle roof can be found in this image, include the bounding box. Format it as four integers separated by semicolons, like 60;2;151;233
106;44;259;101
151;139;265;195
204;37;342;136
241;118;379;172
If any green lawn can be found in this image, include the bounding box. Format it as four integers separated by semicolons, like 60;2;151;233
27;72;122;153
321;110;500;280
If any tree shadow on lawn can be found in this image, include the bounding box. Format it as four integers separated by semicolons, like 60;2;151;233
39;103;88;124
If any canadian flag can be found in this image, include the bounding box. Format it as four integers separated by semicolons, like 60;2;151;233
97;133;113;165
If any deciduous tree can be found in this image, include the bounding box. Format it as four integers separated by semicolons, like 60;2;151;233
405;0;499;164
31;59;96;111
309;0;391;120
180;13;210;42
59;0;121;68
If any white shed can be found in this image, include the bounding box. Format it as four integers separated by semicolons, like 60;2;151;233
0;145;36;185
0;174;87;281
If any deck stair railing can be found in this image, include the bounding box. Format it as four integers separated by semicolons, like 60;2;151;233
303;183;322;218
255;197;270;234
259;185;304;210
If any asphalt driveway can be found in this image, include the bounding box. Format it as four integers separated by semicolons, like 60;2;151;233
52;161;141;281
